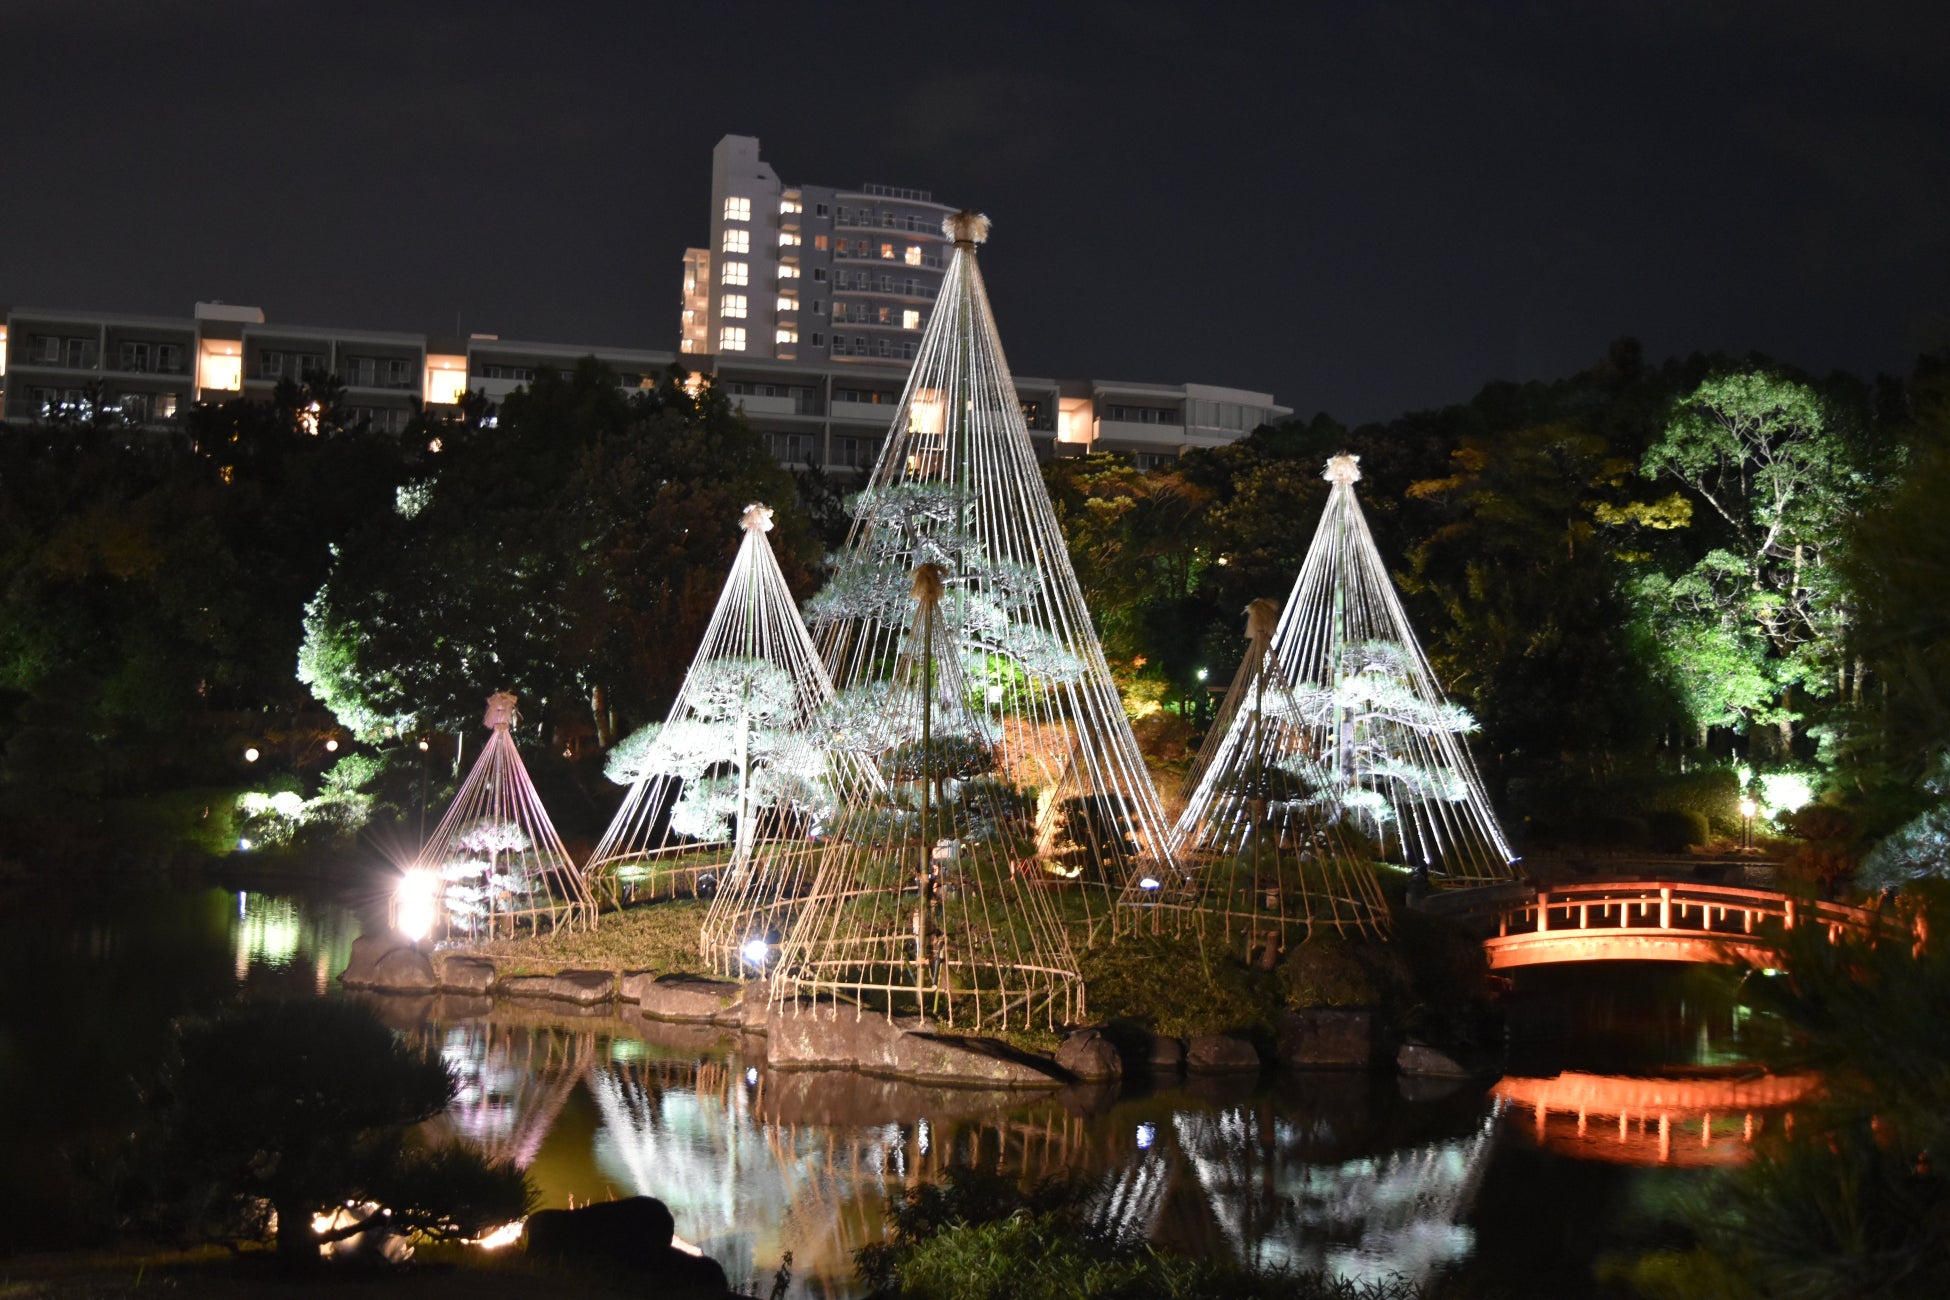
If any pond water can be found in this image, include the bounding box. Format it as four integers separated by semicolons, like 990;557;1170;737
1;879;1792;1295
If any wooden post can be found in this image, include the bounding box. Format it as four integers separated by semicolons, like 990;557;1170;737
1537;891;1551;933
1659;888;1672;930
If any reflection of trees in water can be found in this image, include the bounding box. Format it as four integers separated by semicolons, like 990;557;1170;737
413;1021;1502;1294
230;891;360;990
427;1023;595;1168
1170;1107;1496;1285
587;1058;907;1284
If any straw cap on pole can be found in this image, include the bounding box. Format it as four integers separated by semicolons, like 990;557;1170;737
943;211;991;248
1323;454;1362;486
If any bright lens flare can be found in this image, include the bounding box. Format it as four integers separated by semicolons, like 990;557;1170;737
395;868;439;942
470;1220;524;1250
741;937;770;967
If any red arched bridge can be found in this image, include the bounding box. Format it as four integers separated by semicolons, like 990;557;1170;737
1419;879;1907;970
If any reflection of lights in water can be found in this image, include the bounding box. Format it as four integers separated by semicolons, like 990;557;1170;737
233;892;304;979
1170;1108;1496;1286
745;1067;759;1086
917;1118;930;1156
1136;1122;1156;1150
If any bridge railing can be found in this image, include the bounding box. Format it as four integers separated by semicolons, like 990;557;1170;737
1420;879;1896;950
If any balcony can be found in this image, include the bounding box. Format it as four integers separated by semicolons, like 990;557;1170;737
734;393;821;417
1094;418;1187;448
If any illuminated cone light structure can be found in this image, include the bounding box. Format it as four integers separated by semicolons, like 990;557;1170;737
1160;595;1394;955
753;211;1160;1023
799;211;1177;898
398;692;593;942
768;561;1085;1028
588;502;836;912
1168;455;1514;928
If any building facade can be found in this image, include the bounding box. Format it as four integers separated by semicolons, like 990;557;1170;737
0;130;1287;468
683;135;956;370
0;298;1288;475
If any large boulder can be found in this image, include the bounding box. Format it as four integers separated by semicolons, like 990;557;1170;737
368;945;437;994
524;1196;729;1295
497;969;615;1005
738;977;771;1033
339;933;405;988
1143;1033;1185;1074
766;1001;1065;1087
1397;1040;1497;1079
433;953;496;994
1276;1008;1375;1069
1185;1033;1261;1074
623;972;744;1024
1056;1028;1123;1081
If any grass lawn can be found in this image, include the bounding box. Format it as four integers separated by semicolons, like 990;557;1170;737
470;899;711;977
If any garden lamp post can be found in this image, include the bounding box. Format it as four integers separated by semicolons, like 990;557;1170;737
1739;797;1757;852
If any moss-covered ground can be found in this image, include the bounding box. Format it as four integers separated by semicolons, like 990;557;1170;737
471;898;711;977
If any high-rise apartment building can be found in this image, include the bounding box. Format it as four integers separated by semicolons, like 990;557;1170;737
681;135;954;367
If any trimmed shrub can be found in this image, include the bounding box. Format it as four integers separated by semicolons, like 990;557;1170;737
1646;808;1710;852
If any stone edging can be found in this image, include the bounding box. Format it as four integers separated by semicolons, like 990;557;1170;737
339;934;1490;1084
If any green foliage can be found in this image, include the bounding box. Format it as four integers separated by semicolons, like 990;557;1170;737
0;409;407;800
1645;808;1710;852
1619;890;1950;1296
1076;934;1281;1041
1636;371;1886;751
856;1163;1422;1300
299;362;818;746
1278;932;1385;1008
1841;432;1950;808
143;999;531;1263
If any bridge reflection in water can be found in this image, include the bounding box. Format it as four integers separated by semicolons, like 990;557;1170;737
1493;1071;1818;1166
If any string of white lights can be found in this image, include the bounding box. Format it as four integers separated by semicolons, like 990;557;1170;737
1250;456;1514;884
1164;596;1392;951
587;503;839;927
395;692;593;943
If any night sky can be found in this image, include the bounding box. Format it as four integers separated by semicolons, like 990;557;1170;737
4;0;1946;423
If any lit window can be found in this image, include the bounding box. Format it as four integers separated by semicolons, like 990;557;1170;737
723;196;751;221
778;294;799;313
722;294;748;319
905;246;922;266
780;197;802;214
722;228;750;254
776;327;798;345
778;264;800;280
719;326;747;352
779;231;801;247
721;261;749;286
903;309;921;329
813;235;829;250
881;243;895;259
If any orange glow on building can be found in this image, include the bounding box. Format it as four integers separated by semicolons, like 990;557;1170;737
199;340;243;393
424;354;469;405
1056;396;1095;445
